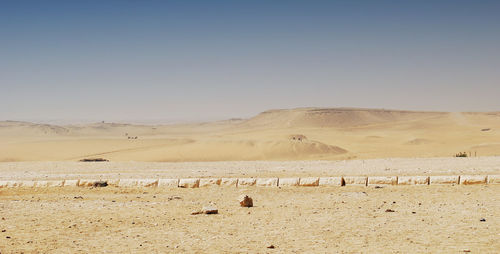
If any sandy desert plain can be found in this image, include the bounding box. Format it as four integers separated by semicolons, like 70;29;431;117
1;108;500;253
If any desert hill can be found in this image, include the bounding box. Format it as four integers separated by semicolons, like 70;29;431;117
0;121;70;136
239;108;448;129
0;108;499;162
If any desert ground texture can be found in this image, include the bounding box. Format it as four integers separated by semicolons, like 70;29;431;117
1;108;500;253
1;185;499;253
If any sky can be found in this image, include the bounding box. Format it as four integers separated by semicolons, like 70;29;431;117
1;0;499;123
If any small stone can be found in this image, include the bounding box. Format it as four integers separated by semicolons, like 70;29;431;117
202;206;218;214
239;195;253;207
267;245;275;249
385;209;395;212
480;218;486;222
191;205;218;215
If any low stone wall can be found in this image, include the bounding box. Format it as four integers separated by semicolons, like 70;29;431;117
0;175;498;189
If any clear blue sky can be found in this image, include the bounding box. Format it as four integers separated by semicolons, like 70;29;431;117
1;0;499;123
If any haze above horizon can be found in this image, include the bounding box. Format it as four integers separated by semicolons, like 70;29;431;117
1;0;499;123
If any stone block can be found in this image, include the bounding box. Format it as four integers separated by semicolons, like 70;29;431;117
63;180;79;187
299;177;320;187
368;176;397;185
429;175;459;185
118;179;138;187
343;176;367;186
36;180;64;187
319;177;343;186
460;175;487;185
78;179;100;187
278;178;300;187
397;176;429;185
199;178;221;187
106;179;120;187
220;178;238;187
256;178;278;187
179;178;200;188
487;175;500;184
158;179;179;188
136;179;158;187
237;178;256;187
2;181;22;187
10;181;23;187
20;181;37;187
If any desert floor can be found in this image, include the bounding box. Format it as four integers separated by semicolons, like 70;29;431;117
0;158;499;253
0;157;499;181
1;185;499;253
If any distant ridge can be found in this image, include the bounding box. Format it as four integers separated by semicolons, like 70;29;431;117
240;107;448;128
2;108;498;128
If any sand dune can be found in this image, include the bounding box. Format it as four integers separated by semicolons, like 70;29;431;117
1;108;499;162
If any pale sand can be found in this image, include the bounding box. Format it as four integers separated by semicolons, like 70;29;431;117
1;186;499;253
1;109;499;162
0;157;499;180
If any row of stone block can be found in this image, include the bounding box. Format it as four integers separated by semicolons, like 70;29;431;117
0;175;499;188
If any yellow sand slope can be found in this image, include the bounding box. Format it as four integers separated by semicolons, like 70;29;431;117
0;108;499;161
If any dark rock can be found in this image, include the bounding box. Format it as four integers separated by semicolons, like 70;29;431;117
79;158;109;162
93;181;108;187
239;195;253;207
